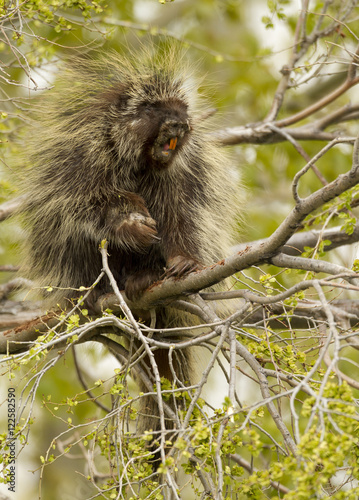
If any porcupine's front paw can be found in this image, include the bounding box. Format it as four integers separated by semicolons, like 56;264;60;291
164;255;204;279
116;212;160;251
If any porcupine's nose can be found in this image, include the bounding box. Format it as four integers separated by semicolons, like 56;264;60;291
161;119;190;142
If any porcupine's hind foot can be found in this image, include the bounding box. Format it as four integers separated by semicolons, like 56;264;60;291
125;269;162;301
164;255;204;278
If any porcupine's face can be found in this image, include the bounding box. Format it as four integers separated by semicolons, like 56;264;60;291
136;98;191;170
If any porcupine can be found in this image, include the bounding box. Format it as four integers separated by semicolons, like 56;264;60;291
19;45;239;455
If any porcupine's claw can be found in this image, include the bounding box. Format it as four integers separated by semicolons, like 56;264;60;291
164;255;204;279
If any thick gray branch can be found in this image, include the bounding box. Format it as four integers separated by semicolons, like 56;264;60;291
234;224;359;256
